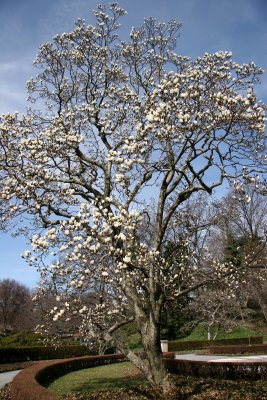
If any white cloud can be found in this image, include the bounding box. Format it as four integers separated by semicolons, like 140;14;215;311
0;61;18;73
40;0;98;38
0;82;28;114
0;60;28;74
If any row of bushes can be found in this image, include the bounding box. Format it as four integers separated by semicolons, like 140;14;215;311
165;358;267;380
168;336;263;352
0;332;51;348
0;345;90;363
11;354;127;400
2;336;263;363
210;343;267;355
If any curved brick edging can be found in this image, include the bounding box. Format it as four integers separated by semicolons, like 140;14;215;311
12;352;267;400
11;354;127;400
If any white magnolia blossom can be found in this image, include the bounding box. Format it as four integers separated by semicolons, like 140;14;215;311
0;3;266;395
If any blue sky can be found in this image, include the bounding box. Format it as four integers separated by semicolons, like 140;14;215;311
0;0;266;288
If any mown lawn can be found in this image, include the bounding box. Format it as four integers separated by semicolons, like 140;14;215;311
46;362;146;395
181;323;266;341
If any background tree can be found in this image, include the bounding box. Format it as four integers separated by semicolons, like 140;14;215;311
0;279;33;331
160;193;219;340
185;286;247;340
0;3;266;397
211;186;267;321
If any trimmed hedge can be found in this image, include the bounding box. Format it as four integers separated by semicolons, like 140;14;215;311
168;336;263;352
11;354;127;400
210;343;267;355
165;358;267;380
0;345;90;363
3;336;262;361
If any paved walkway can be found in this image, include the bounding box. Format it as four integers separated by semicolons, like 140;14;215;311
0;370;21;389
175;354;267;363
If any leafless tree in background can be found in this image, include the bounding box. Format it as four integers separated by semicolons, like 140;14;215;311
0;279;32;331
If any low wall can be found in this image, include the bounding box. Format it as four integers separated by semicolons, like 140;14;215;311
11;351;267;400
165;358;267;380
11;354;127;400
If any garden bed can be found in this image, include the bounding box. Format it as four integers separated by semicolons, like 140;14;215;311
10;352;267;400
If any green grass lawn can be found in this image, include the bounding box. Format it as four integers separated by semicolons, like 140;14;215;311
46;362;146;396
180;324;265;341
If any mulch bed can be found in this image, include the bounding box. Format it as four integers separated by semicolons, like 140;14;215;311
59;377;267;399
60;377;267;400
0;385;10;400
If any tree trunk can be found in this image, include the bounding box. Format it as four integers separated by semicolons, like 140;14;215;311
213;327;219;340
139;318;177;398
143;343;176;398
254;289;267;324
107;318;176;398
103;320;176;398
207;322;213;340
116;271;177;397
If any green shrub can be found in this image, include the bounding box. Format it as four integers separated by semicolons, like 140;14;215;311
210;343;267;354
0;345;91;363
128;333;142;349
168;336;263;352
0;332;50;348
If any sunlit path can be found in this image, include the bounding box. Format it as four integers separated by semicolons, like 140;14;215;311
175;354;267;363
0;370;21;389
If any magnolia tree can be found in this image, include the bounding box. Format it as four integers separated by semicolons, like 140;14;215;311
0;3;266;396
185;288;245;341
